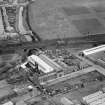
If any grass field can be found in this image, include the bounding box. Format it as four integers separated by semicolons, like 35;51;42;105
28;0;105;40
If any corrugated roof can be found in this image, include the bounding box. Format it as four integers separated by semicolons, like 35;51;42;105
28;55;54;73
39;54;62;71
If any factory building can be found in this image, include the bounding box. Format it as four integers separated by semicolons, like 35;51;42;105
38;54;62;72
79;44;105;68
2;101;14;105
28;54;54;73
80;44;105;56
60;97;74;105
28;54;64;85
20;54;64;85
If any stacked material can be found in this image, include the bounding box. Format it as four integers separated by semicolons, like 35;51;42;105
83;91;105;105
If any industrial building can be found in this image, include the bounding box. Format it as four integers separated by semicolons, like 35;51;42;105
20;47;94;86
2;101;14;105
80;44;105;56
28;54;55;73
79;44;105;69
21;53;62;73
20;53;64;85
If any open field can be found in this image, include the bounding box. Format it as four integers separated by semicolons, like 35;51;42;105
28;0;105;40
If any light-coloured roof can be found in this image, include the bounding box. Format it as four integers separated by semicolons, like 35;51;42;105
2;101;13;105
20;61;28;69
82;44;105;55
39;54;62;71
27;85;33;89
28;55;54;73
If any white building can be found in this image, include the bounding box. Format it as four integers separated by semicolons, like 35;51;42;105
81;44;105;56
28;55;54;73
2;101;13;105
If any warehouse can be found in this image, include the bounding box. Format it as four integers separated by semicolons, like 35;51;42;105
79;44;105;69
28;54;54;73
38;54;62;71
20;54;64;85
2;101;14;105
81;44;105;56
